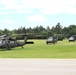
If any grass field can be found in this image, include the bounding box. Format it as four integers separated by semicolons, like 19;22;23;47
0;39;76;58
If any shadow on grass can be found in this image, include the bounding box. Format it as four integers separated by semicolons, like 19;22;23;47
0;48;16;51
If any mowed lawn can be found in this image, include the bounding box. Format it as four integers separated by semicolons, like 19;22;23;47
0;39;76;58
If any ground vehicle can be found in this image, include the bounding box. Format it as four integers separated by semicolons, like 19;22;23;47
68;36;75;42
46;36;57;44
0;34;34;50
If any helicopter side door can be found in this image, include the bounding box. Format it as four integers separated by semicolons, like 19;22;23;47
10;41;17;47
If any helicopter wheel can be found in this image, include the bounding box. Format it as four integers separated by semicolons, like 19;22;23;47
21;46;24;48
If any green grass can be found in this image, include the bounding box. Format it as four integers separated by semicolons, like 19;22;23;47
0;39;76;58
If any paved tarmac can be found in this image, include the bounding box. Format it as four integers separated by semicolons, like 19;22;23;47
0;59;76;75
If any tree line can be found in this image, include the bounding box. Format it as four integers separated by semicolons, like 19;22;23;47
0;23;76;39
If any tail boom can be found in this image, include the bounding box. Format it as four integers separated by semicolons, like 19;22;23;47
25;42;34;44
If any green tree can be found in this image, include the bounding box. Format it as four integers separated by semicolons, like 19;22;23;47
68;25;76;35
55;23;62;34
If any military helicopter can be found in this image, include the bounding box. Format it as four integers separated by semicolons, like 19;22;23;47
46;36;58;44
0;34;34;50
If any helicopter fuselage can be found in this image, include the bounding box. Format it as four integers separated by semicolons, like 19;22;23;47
0;35;34;50
0;40;18;49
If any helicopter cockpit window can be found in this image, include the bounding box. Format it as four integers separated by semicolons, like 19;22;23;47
10;41;14;44
0;40;2;44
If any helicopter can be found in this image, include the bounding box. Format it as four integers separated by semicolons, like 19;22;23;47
0;34;34;50
46;36;58;44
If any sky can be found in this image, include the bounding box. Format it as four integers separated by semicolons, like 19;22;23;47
0;0;76;30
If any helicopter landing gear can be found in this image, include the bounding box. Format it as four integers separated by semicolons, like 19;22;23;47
6;46;11;50
21;46;24;48
6;42;11;50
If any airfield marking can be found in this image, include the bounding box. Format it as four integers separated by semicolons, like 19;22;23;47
0;59;76;75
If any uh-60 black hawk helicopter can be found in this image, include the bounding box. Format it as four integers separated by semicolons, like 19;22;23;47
0;34;34;50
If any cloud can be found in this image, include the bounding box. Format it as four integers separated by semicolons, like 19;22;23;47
17;10;33;14
0;0;34;14
3;19;15;23
0;0;76;14
0;12;10;14
41;0;76;14
0;0;20;10
27;14;47;22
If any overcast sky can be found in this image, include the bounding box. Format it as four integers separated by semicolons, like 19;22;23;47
0;0;76;30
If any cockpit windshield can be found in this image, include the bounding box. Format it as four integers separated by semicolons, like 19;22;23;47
0;40;2;44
